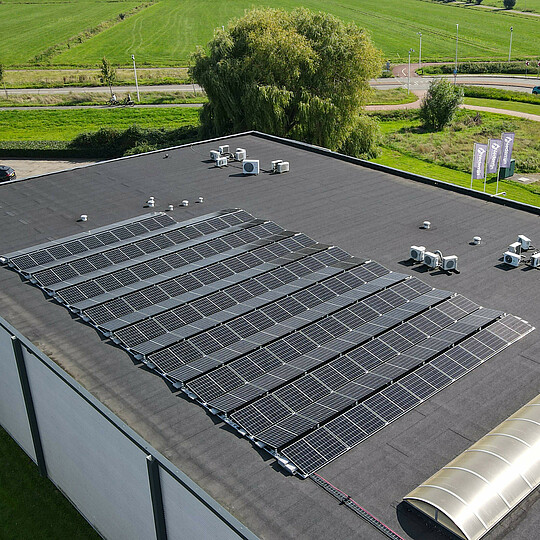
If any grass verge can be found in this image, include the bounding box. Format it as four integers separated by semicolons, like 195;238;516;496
369;88;418;105
463;97;540;116
0;426;99;540
370;147;540;207
0;107;200;141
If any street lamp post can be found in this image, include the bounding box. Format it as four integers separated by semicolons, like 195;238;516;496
508;26;513;62
408;48;415;95
131;54;140;102
417;32;422;73
454;23;459;85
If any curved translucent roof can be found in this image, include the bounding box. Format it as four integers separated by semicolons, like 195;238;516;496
404;394;540;540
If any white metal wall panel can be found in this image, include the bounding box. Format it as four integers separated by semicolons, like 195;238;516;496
0;325;35;461
160;467;243;540
23;347;156;540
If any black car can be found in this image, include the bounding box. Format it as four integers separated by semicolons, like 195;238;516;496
533;86;540;95
0;165;16;182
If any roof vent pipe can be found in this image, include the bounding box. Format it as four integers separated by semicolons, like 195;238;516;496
80;214;88;222
473;236;481;245
168;204;174;211
182;200;189;207
423;221;431;229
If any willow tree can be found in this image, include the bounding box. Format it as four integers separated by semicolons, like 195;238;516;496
190;8;382;156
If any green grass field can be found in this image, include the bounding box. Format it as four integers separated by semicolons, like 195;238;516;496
0;108;200;141
473;0;540;13
0;427;99;539
464;97;540;115
1;0;539;67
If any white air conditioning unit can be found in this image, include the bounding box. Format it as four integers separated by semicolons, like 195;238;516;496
410;245;426;262
243;160;259;175
503;251;521;267
441;255;458;271
235;148;246;161
530;253;540;268
216;157;228;167
508;241;521;254
423;251;440;269
271;160;283;172
210;150;220;161
276;161;290;173
518;235;531;250
218;144;229;155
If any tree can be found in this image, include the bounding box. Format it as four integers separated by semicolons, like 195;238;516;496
100;57;116;97
419;78;463;130
0;63;6;98
503;0;516;8
190;8;382;156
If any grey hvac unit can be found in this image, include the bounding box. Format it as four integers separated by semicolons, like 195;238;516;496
423;251;440;269
218;144;230;155
210;150;221;161
530;253;540;268
235;148;247;161
508;241;521;254
441;255;458;271
410;245;426;262
276;161;290;173
216;157;228;168
243;160;259;175
518;235;531;250
503;251;521;267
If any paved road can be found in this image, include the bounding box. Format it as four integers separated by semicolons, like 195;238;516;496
6;74;538;97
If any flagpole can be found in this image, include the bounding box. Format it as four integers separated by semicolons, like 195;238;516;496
484;139;490;193
471;143;475;190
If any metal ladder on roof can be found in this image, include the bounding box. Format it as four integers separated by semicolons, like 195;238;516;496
310;473;405;540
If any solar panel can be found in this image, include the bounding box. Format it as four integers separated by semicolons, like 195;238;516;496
2;209;534;479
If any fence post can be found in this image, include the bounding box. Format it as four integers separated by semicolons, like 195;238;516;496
11;336;47;478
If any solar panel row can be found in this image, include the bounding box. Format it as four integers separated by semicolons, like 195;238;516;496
2;209;533;479
280;313;531;475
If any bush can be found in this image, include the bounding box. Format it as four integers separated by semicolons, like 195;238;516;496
503;0;516;7
422;61;532;75
69;125;199;157
420;79;463;130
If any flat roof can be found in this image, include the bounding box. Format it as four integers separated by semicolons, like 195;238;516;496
0;132;539;539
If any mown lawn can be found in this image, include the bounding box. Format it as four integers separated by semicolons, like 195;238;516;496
1;0;538;67
464;97;540;116
0;107;200;141
0;427;99;540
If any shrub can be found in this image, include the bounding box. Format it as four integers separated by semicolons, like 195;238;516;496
420;79;463;130
503;0;516;8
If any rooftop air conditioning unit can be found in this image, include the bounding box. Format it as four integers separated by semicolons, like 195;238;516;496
410;245;426;262
508;241;521;254
243;160;259;175
518;235;531;250
503;251;521;267
216;157;228;168
276;161;290;173
235;148;246;161
441;255;458;271
210;150;221;161
530;253;540;268
219;144;230;155
423;251;440;269
271;160;283;172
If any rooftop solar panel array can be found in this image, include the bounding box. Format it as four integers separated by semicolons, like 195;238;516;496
2;209;534;478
